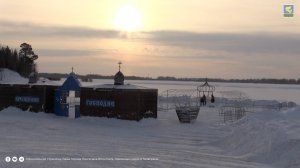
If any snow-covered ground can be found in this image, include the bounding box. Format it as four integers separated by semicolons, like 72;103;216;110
1;104;300;168
1;69;300;167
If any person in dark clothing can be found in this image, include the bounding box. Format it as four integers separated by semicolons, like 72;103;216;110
202;94;206;106
211;93;215;103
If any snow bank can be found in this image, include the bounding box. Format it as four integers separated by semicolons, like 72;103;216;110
1;103;299;167
0;68;28;84
216;106;300;168
1;106;271;168
0;68;58;85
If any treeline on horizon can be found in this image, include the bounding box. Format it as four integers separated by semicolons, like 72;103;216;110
39;73;300;85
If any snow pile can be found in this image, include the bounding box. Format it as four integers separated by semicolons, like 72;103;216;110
0;68;58;85
0;68;28;84
216;106;300;168
0;106;271;168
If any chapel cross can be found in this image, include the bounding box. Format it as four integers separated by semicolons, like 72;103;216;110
118;61;122;71
66;90;80;119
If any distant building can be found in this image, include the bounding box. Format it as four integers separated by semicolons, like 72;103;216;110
28;71;38;83
114;61;124;85
114;71;124;85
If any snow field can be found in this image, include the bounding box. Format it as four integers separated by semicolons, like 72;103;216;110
1;68;300;167
0;106;276;168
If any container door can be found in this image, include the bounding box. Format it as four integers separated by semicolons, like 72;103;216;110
54;90;61;116
54;89;69;116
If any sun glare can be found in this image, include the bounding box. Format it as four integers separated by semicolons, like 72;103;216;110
114;5;142;32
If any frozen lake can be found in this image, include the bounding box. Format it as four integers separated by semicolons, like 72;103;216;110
80;79;300;104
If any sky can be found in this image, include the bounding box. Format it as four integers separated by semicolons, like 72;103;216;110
0;0;300;79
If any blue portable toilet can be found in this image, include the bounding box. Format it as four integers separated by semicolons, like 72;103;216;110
54;70;81;118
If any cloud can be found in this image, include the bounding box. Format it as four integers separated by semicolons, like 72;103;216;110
36;49;119;57
1;20;300;60
0;20;119;38
143;30;300;55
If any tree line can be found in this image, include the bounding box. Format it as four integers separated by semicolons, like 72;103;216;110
0;43;38;77
158;76;300;85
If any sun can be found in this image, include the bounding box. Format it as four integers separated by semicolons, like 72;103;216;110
114;5;142;32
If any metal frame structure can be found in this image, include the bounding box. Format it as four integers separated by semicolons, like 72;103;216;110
197;78;216;106
218;91;250;123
